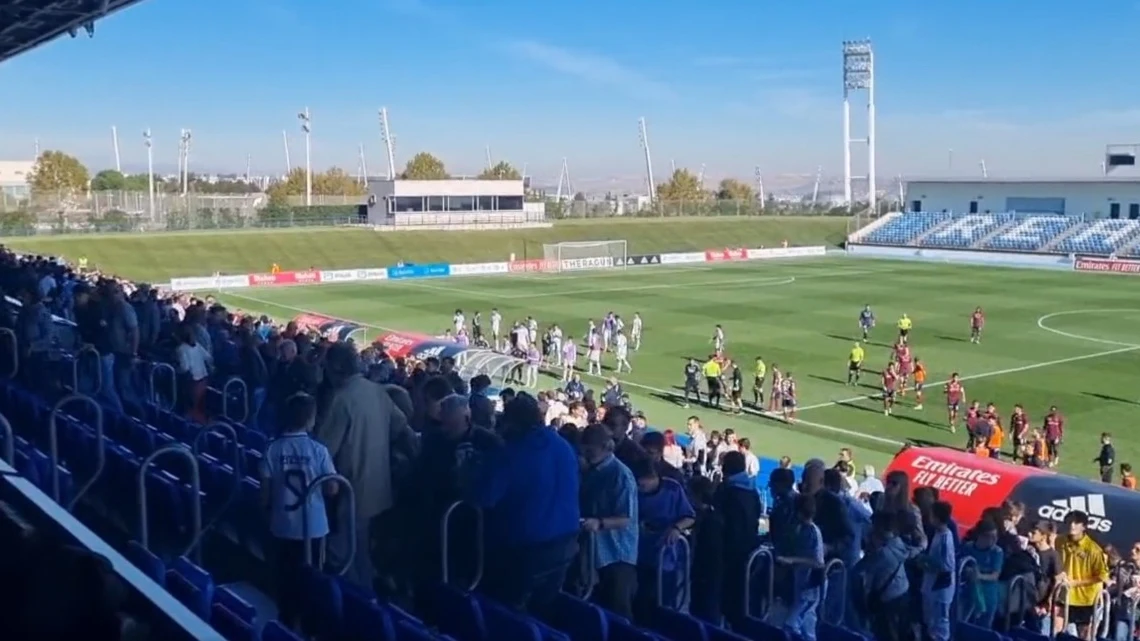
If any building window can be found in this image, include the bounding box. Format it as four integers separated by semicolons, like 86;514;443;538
477;196;495;211
427;196;445;212
393;196;424;212
447;195;475;211
497;195;524;211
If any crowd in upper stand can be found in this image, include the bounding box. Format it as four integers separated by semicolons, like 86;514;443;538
0;247;1137;641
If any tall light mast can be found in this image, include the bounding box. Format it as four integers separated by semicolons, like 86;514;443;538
842;39;876;210
379;107;397;179
298;108;312;206
638;117;656;201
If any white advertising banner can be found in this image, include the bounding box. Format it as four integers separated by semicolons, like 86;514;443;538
170;276;218;290
559;256;615;272
355;268;388;281
451;262;510;276
660;252;706;265
320;269;358;283
746;246;826;260
218;275;251;288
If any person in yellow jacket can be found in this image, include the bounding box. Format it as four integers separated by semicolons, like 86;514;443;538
752;356;767;408
897;313;913;344
1057;511;1110;639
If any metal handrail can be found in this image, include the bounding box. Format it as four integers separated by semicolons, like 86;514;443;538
1128;591;1140;639
136;444;203;565
1049;583;1071;639
580;531;598;601
656;534;692;611
221;377;248;424
954;556;979;623
72;344;102;395
822;558;847;625
150;362;177;411
0;328;19;378
744;546;775;620
1094;588;1112;641
1002;574;1032;630
185;422;243;554
49;393;105;510
0;412;11;466
440;500;485;591
302;474;356;575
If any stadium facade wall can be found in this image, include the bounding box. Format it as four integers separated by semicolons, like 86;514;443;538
846;243;1075;270
166;245;828;291
904;179;1140;219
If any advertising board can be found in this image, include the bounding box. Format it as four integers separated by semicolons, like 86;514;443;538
884;447;1033;527
1073;255;1140;274
704;248;749;262
508;259;558;273
615;255;661;266
559;256;615;272
660;252;706;265
387;264;451;280
451;262;510;276
248;270;322;287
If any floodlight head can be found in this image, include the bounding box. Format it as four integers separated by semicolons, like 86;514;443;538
842;39;873;92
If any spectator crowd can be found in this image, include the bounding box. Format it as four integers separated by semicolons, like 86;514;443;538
0;247;1137;641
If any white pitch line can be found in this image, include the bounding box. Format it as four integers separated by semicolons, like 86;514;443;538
1036;309;1140;348
401;275;799;299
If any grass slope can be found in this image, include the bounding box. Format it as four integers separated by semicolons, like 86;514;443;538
215;257;1140;477
4;217;847;283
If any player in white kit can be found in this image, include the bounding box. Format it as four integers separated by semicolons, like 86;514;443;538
561;337;577;381
490;308;503;350
587;328;603;375
550;324;564;365
613;330;631;373
453;309;465;334
515;321;530;352
601;313;615;351
631;312;643;350
712;325;725;353
526;316;538;345
585;319;597;342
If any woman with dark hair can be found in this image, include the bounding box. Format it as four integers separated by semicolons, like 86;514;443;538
174;321;212;422
880;470;926;552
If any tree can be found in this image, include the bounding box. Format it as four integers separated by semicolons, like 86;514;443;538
87;208;133;232
573;192;587;201
477;161;521;180
656;168;707;202
400;152;449;180
90;169;127;191
312;167;365;197
27;150;89;197
716;178;754;202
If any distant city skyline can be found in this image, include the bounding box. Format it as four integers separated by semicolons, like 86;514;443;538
2;0;1140;191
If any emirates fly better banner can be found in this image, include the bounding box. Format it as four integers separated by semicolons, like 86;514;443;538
1073;255;1140;274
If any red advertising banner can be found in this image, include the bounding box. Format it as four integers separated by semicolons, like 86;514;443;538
248;270;323;287
374;331;433;359
1073;255;1140;274
884;446;1040;528
704;248;749;262
508;259;558;273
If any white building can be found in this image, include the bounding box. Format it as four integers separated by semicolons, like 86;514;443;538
0;160;34;198
365;178;546;227
904;177;1140;220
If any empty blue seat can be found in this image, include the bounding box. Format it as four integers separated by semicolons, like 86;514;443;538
263;621;305;641
300;566;344;639
417;582;487;641
732;617;789;641
645;608;708;641
342;582;397;641
214;586;257;623
608;615;665;641
211;604;256;641
125;540;166;585
545;593;607;641
476;596;543;641
167;556;215;618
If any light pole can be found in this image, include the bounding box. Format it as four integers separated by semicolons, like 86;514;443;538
842;39;875;211
144;129;155;220
179;129;192;196
298;108;312;206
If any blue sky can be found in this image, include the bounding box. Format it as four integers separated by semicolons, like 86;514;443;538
2;0;1140;190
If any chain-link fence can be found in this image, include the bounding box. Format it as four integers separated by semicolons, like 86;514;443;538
0;189;855;237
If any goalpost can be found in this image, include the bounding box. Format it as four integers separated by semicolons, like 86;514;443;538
542;240;629;271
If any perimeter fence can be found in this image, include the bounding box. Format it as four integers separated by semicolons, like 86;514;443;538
0;189;865;237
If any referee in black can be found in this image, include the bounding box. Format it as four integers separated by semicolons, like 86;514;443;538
702;354;723;409
682;358;702;407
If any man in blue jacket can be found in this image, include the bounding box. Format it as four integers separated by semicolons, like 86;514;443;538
466;392;580;614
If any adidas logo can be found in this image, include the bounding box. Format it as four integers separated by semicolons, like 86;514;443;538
1037;494;1113;532
615;258;625;266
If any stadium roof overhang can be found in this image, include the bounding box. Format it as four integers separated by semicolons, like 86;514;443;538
0;0;144;64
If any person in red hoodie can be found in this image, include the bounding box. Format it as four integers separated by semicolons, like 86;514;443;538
1043;406;1065;467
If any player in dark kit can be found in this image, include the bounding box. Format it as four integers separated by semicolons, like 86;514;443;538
858;305;876;341
881;362;898;416
471;311;483;341
970;307;985;344
729;361;744;414
1010;404;1029;462
682;359;702;408
944;374;965;433
1043;406;1064;467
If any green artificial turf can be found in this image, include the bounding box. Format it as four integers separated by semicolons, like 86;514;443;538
211;256;1140;477
2;216;848;283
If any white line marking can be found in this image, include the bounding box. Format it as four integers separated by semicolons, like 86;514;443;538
794;310;1140;413
1035;309;1140;348
405;275;800;299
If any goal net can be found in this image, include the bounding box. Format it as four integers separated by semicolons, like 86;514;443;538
542;240;628;272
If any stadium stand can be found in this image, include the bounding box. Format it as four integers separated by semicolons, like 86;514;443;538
859;211;954;246
860;211;1140;257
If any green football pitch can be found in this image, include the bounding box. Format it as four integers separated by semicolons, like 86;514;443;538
204;256;1140;477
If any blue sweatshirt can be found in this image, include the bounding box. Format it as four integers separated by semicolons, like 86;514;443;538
467;425;580;547
638;477;695;569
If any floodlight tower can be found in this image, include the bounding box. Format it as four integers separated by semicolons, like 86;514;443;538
637;117;656;201
179;129;192;196
379;107;396;180
298;108;312;206
143;129;155;219
282;130;292;174
111;126;121;173
842;39;876;211
754;166;765;210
